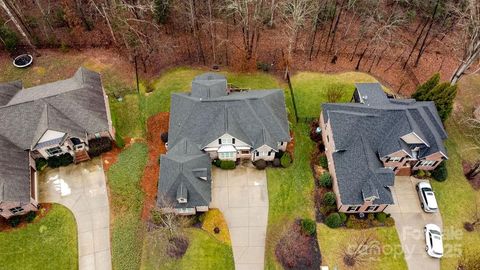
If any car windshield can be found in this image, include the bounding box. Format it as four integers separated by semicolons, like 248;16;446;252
426;191;434;196
423;187;433;192
431;230;441;235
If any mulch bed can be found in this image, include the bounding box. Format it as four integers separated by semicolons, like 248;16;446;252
462;160;480;190
0;203;52;232
166;235;189;259
140;112;170;220
275;219;321;270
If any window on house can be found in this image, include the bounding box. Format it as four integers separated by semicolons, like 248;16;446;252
327;135;330;142
268;151;271;156
346;206;360;212
389;157;402;162
241;150;250;154
280;142;284;146
232;138;235;144
220;152;234;159
9;206;24;214
256;152;259;157
365;205;380;212
420;160;435;167
46;146;63;156
218;139;222;144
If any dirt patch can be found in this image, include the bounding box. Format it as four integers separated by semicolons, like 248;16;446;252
275;219;321;270
141;112;170;220
0;203;52;232
462;160;480;190
101;145;122;172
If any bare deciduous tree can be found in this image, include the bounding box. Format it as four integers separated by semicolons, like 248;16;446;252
0;0;37;52
341;233;380;268
450;0;480;84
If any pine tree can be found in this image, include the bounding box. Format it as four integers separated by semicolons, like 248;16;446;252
423;82;457;122
412;73;440;100
154;0;170;24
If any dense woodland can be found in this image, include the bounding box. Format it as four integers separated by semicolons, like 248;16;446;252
0;0;479;93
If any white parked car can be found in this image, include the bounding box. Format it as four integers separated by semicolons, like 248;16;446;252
416;181;438;212
424;224;443;258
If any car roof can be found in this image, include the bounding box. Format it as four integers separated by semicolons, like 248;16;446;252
424;190;438;208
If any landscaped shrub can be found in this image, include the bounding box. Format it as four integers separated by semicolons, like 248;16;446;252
115;132;125;148
384;217;395;227
339;212;347;223
25;211;36;223
345;215;370;229
416;169;426;178
432;161;448;182
319;172;332;188
8;216;21;228
275;150;285;159
213;159;222;167
87;137;112;157
300;218;317;236
367;213;375;221
36;158;48;171
254;159;267;170
47;153;73;168
220;160;236;170
375;212;387;223
323;192;336;206
161;132;168;143
324;213;342;228
280;152;292;168
272;158;281;167
319;155;328;169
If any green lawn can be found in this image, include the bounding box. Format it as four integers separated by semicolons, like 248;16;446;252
290;72;379;118
0;204;78;270
431;119;480;270
317;224;407;270
141;228;234;270
108;143;149;270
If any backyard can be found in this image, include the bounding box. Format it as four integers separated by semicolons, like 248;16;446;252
0;204;78;270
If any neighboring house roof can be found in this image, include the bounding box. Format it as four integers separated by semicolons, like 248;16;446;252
0;67;110;203
322;83;448;205
168;74;290;150
157;138;211;209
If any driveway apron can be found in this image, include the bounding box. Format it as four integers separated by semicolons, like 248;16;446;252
38;158;111;270
210;164;269;270
387;176;442;270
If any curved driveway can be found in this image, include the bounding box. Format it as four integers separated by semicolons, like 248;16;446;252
38;158;111;270
210;164;269;270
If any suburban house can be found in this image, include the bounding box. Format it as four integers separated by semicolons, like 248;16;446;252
0;67;114;219
157;72;290;214
320;83;448;213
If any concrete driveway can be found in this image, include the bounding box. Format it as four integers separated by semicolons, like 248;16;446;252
210;163;268;270
387;176;442;270
38;158;111;270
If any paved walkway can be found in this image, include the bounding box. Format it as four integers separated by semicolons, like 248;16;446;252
210;164;269;270
387;176;442;270
38;158;111;270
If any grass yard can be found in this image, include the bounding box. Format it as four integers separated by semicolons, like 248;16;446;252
290;72;379;118
0;204;78;270
317;224;407;270
141;228;234;270
431;119;480;270
108;143;149;270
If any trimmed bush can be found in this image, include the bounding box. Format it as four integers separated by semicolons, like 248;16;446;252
280;152;292;168
375;212;387;223
213;159;222;167
323;192;336;206
319;172;332;188
324;213;342;228
300;218;316;236
416;169;426;178
115;132;125;148
345;215;371;229
8;216;21;228
220;160;236;170
339;212;347;223
254;159;268;170
25;211;36;223
432;161;447;182
35;158;48;171
275;150;285;159
161;132;168;143
47;153;73;168
272;158;281;167
87;137;112;157
319;155;328;169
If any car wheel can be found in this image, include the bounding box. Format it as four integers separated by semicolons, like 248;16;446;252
421;203;424;209
425;246;429;252
416;185;419;191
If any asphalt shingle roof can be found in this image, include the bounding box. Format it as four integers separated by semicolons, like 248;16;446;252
0;67;110;203
322;83;448;205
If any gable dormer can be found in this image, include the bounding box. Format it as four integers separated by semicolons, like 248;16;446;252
192;168;208;181
400;132;428;146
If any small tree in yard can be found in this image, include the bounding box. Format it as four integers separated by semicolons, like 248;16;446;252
341;234;379;268
415;80;457;122
412;73;440;100
325;213;342;228
432;161;448;182
464;199;480;232
319;172;332;188
323;191;336;206
465;160;480;180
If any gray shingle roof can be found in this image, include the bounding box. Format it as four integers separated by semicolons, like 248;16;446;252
0;67;110;203
322;83;448;205
157;138;211;208
168;90;290;150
